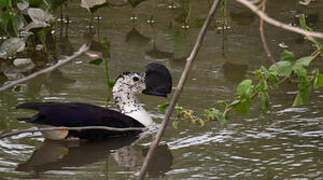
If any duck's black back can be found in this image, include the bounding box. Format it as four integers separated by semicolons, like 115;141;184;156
17;102;145;139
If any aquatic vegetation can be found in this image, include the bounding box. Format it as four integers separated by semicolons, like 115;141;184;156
159;13;323;128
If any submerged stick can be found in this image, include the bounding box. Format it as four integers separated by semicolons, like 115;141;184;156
0;126;146;139
137;0;221;179
0;44;89;92
235;0;323;39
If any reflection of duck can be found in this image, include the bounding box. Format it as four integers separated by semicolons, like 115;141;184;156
16;63;172;140
16;137;173;178
16;136;139;172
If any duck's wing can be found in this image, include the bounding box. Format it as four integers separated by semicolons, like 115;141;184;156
16;102;144;139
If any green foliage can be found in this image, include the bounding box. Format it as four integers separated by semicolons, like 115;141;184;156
313;72;323;89
299;14;312;31
204;108;225;122
237;79;253;99
172;104;205;128
269;50;313;78
158;102;169;113
0;0;63;60
89;58;103;65
292;81;311;106
0;0;18;36
165;46;321;128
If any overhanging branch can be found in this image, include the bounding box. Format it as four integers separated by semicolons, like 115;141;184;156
0;44;89;92
235;0;323;39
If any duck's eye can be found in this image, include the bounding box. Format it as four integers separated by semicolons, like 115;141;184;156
133;76;139;82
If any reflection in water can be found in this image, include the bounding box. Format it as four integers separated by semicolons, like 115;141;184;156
16;136;173;178
145;26;174;61
126;28;151;46
222;61;248;83
230;11;255;26
145;43;173;61
83;30;105;58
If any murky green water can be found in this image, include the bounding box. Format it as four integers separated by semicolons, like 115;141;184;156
0;0;323;179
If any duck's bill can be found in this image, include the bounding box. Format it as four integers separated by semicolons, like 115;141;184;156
142;63;172;97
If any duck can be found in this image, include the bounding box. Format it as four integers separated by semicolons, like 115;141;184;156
16;63;172;140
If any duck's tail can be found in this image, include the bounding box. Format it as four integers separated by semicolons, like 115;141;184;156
16;102;43;123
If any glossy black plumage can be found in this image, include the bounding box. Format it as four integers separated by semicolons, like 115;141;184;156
143;63;172;97
16;102;144;139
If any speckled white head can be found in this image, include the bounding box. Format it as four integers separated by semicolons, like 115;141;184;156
112;63;172;127
112;72;153;127
113;72;145;97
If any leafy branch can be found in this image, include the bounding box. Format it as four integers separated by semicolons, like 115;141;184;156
159;14;323;127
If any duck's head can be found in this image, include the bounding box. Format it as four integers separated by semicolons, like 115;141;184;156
113;63;172;97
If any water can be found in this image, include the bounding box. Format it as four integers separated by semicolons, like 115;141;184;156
0;0;323;179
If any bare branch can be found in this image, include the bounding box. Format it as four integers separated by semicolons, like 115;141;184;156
0;44;90;92
137;0;221;179
235;0;323;39
0;126;146;139
258;0;275;63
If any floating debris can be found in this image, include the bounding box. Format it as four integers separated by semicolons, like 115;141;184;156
278;42;288;49
13;58;33;67
0;38;25;59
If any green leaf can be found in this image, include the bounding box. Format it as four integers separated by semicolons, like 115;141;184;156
299;14;312;31
89;58;103;65
196;118;205;127
280;50;296;62
313;74;323;89
172;120;179;129
237;80;253;99
292;56;312;77
217;100;227;107
269;73;279;88
320;44;323;54
204;108;220;121
254;69;262;80
229;99;240;106
158;102;170;113
292;81;312;106
234;101;250;116
260;92;270;113
269;61;293;76
295;56;313;67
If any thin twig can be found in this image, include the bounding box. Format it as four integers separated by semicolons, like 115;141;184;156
137;0;221;179
258;0;275;64
0;126;146;139
235;0;323;39
0;44;89;92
